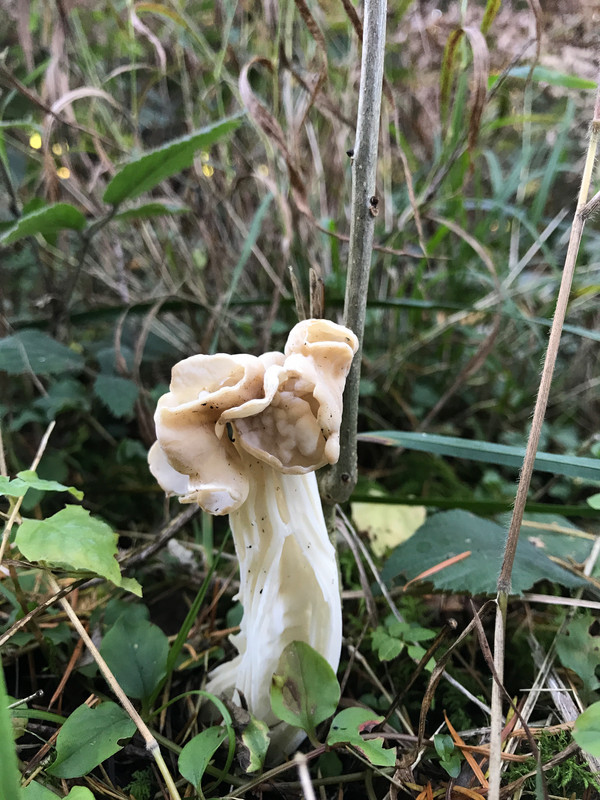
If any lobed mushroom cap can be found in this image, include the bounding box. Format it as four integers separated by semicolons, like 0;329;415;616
149;319;358;512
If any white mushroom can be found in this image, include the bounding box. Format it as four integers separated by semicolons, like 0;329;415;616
149;320;358;754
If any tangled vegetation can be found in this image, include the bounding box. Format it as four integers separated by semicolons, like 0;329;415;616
1;1;600;798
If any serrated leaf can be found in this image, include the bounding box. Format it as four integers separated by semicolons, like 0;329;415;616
556;613;600;699
381;510;587;595
0;470;83;500
33;377;89;419
178;727;226;790
100;612;168;701
327;708;396;767
15;506;128;589
0;330;84;376
103;117;242;205
93;374;139;418
0;203;87;245
270;641;340;740
47;702;136;778
574;702;600;757
371;629;404;662
113;201;191;222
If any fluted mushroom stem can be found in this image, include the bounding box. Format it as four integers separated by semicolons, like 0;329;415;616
206;460;342;750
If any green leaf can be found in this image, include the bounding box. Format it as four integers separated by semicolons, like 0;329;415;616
434;733;462;778
556;612;600;699
351;501;426;557
23;784;94;800
113;202;191;222
22;783;57;799
100;612;168;701
0;663;22;800
15;506;133;591
0;330;84;376
371;628;404;662
93;374;139;418
381;510;587;595
239;715;270;774
359;431;600;483
47;702;136;778
0;470;83;500
588;494;600;510
327;708;396;767
178;727;226;790
574;702;600;757
103;117;242;205
490;66;597;90
270;641;340;741
0;203;87;245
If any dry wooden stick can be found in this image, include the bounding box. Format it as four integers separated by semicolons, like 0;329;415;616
487;81;600;800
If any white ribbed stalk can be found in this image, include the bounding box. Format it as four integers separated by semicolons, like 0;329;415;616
207;460;341;750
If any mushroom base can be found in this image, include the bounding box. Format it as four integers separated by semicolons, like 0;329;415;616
206;461;342;754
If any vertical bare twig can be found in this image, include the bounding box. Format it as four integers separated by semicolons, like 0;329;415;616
487;81;600;800
0;421;56;566
320;0;387;505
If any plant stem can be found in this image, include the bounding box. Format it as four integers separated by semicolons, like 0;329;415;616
0;421;56;566
47;576;182;800
487;82;600;800
320;0;387;506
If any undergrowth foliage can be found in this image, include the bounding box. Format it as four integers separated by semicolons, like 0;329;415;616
1;1;599;798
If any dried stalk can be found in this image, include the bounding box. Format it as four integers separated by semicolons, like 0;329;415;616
487;83;600;800
320;0;387;505
47;576;182;800
0;421;56;566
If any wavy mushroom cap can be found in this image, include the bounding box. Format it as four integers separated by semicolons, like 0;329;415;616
149;319;359;509
150;352;275;514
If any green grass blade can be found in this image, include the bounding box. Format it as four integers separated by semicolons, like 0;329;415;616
209;192;274;353
358;431;600;482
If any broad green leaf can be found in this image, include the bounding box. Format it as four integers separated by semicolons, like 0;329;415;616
178;727;226;790
0;330;84;376
47;702;135;778
270;641;340;741
24;784;94;800
0;470;82;500
113;202;191;222
22;783;57;799
351;501;425;557
574;702;600;757
359;431;600;483
381;510;587;595
0;663;22;800
556;613;600;699
103;117;242;205
93;374;139;418
100;613;168;701
65;789;95;800
0;203;87;245
327;708;396;767
15;506;133;591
